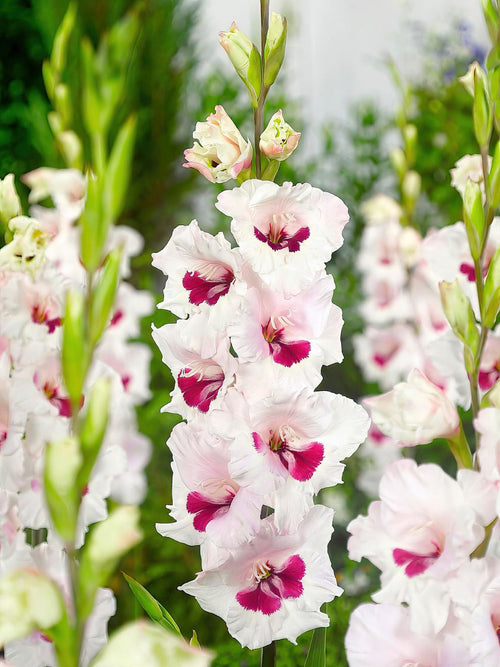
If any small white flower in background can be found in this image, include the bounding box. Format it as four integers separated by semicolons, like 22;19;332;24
359;194;402;225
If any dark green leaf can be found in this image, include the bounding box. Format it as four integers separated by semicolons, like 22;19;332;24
122;571;181;636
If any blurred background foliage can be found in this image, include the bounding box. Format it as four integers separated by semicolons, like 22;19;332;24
0;2;485;664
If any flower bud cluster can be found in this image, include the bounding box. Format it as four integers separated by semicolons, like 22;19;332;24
152;178;370;649
353;187;500;491
0;169;153;664
348;164;500;663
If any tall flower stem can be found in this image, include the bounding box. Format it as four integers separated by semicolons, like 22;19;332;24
254;0;270;178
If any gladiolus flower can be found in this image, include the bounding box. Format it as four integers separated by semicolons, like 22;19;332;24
183;106;252;184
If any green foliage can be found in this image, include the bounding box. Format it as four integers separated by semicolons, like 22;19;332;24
122;572;182;635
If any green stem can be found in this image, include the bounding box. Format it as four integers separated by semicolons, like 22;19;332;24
65;543;83;665
255;0;270;178
471;517;498;558
261;640;276;667
447;422;473;470
469;144;495;453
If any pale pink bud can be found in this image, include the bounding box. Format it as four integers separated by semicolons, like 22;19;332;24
183;105;252;183
364;368;460;445
0;569;63;646
259;110;300;161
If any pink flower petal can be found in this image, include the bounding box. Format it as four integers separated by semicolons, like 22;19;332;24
186;490;233;532
282;442;324;481
393;544;441;577
271;339;311;366
236;581;282;615
182;268;233;306
177;367;224;412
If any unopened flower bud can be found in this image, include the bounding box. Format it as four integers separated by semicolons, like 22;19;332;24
0;570;63;646
44;436;82;540
402;170;421;205
459;61;485;97
0;216;50;275
219;23;261;107
390;147;406;179
183;106;252;183
259;110;300;161
264;12;287;86
92;621;213;667
87;505;143;568
0;174;21;228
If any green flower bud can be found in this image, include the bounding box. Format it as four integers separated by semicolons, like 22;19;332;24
463;179;485;261
390;147;406;179
264;12;287;86
79;506;143;618
473;64;492;147
402;123;417;165
484;246;500;328
89;248;121;346
79;378;111;492
402;170;421;208
488;141;500;208
62;289;88;410
219;23;261;107
44;436;82;541
439;279;480;374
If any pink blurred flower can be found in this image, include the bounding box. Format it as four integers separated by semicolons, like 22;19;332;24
363;368;459;446
345;603;471;667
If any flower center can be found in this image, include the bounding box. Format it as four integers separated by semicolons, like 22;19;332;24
260;316;310;367
236;554;306;615
254;212;310;252
30;302;61;333
182;261;234;306
252;425;323;482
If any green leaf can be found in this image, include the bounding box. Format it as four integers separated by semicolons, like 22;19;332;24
190;629;200;647
122;572;182;636
304;626;326;667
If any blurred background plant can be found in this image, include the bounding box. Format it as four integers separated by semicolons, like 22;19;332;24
0;1;487;664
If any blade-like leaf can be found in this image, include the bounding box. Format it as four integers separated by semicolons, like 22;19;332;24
304;626;326;667
122;572;181;636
